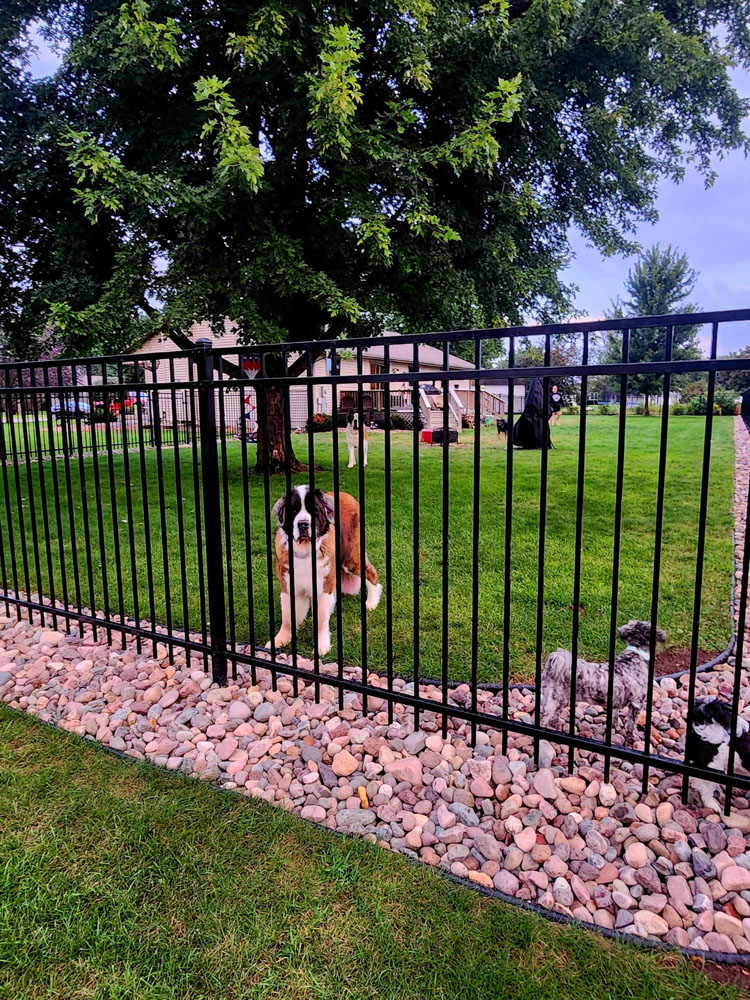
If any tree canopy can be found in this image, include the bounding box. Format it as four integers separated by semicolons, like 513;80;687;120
1;1;749;361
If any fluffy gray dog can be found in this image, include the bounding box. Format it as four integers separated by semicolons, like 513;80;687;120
539;620;666;742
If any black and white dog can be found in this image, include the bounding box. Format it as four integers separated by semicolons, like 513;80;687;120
496;418;509;447
540;620;665;743
687;696;750;813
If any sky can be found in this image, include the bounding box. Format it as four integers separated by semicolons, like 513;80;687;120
25;28;750;355
562;61;750;355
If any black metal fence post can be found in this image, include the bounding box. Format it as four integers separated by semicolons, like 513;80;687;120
195;339;228;686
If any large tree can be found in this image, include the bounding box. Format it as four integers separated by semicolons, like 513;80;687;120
1;2;749;468
598;245;703;413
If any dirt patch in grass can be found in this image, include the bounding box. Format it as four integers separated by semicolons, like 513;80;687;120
654;646;722;676
698;960;750;996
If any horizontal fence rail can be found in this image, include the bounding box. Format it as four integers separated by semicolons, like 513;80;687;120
2;309;750;813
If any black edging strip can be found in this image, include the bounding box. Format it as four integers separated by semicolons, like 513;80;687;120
2;702;749;967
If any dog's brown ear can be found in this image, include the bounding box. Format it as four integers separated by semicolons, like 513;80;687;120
314;489;335;526
272;494;287;527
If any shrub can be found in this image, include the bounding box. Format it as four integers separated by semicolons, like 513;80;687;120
685;396;709;415
633;404;645;415
714;388;738;415
306;412;333;432
684;391;736;416
597;403;616;415
671;403;686;415
563;405;579;415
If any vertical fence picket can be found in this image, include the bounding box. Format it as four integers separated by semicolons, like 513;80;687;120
470;341;481;745
329;346;345;710
195;340;228;686
604;330;629;783
383;344;394;725
501;337;515;755
533;336;551;764
683;322;719;802
306;350;321;702
281;350;299;696
411;342;421;732
567;333;589;771
441;341;451;739
641;326;674;795
357;345;369;714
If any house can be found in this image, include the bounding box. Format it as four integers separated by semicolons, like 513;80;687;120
132;323;525;432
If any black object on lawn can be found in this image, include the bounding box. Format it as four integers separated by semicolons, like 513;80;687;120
512;376;552;449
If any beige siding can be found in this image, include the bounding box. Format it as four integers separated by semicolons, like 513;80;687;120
133;320;242;385
131;328;485;425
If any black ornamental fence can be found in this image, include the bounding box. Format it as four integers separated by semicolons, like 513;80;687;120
2;310;750;812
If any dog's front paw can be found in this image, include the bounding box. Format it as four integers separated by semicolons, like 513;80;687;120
317;634;331;659
366;582;382;610
702;796;723;815
267;631;290;651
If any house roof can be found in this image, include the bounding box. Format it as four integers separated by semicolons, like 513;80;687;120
363;334;474;370
137;327;477;371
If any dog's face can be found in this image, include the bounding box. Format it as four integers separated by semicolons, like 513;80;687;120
347;410;358;429
618;620;666;650
273;486;334;546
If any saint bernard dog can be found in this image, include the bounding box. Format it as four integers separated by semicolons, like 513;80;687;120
268;485;381;658
346;410;368;468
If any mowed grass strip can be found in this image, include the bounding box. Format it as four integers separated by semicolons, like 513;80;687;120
0;707;738;1000
0;415;734;682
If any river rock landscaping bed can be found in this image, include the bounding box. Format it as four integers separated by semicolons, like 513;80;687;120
3;621;750;957
1;417;750;958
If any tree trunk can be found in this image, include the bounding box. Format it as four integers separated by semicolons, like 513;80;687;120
162;323;328;474
644;392;650;416
255;384;307;474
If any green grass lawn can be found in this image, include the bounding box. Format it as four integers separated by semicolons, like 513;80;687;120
0;707;736;1000
0;415;735;683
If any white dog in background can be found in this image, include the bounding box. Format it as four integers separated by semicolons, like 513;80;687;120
346;410;368;469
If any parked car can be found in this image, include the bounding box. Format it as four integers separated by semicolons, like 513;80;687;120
48;399;94;422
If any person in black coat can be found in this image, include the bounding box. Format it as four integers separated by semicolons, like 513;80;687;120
512;377;552;449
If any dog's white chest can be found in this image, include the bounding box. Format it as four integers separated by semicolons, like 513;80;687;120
285;553;329;598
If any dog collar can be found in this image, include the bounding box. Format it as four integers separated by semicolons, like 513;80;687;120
625;644;650;662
